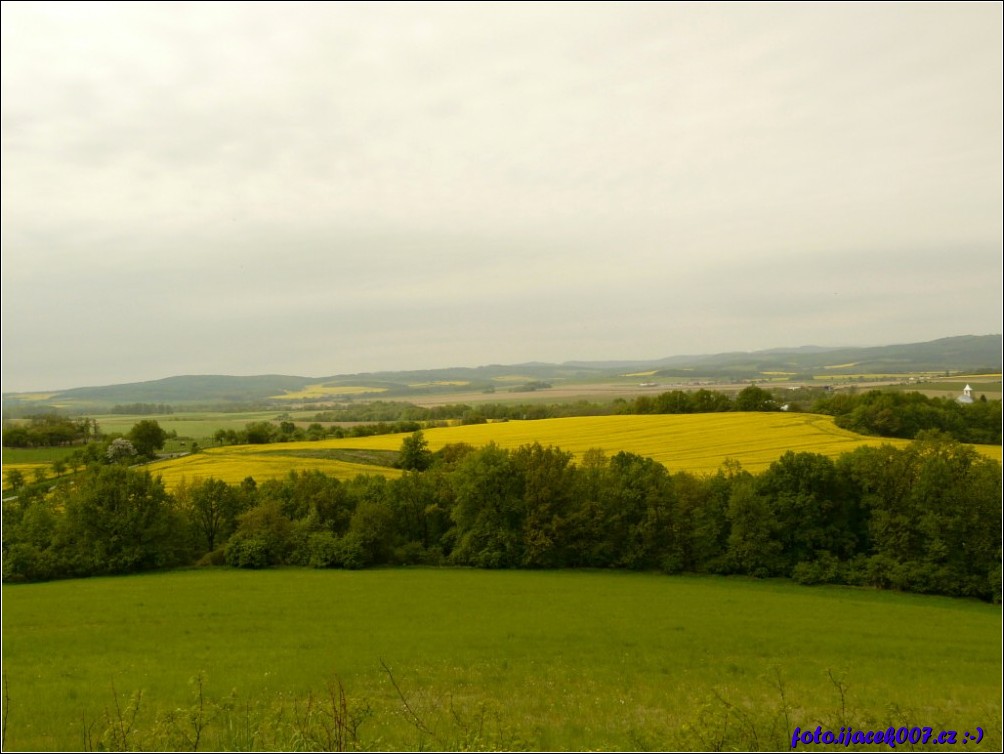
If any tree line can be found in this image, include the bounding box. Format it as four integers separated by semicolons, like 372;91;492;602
211;419;432;446
4;430;999;602
811;389;1001;444
109;402;175;415
1;415;99;448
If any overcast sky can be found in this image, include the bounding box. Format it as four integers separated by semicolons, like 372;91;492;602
2;2;1001;392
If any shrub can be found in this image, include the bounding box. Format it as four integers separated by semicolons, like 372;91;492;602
195;548;227;567
307;532;341;568
225;538;270;569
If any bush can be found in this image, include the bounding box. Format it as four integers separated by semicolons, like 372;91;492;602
335;534;367;570
2;543;58;582
305;531;367;569
791;552;841;585
195;548;227;567
392;541;443;566
225;538;271;569
307;532;341;568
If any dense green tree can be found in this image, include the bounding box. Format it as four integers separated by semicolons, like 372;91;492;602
257;470;350;530
605;451;678;570
757;451;860;573
4;468;25;491
734;384;778;412
184;477;246;552
128;419;168;458
450;443;525;568
816;390;1001;444
690;389;734;413
387;470;452;555
244;421;276;444
226;499;294;568
2;414;95;448
726;479;782;577
433;442;478;469
512;443;577;568
398;430;433;471
563;448;617;567
347;499;396;565
653;390;693;414
836;432;1002;598
53;465;187;576
672;469;731;573
2;495;60;581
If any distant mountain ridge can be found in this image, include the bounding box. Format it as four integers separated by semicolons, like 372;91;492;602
3;335;999;410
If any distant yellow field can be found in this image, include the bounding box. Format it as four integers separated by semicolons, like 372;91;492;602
144;451;402;489
269;384;388;400
3;463;50;478
144;414;1000;488
407;380;470;388
8;393;57;402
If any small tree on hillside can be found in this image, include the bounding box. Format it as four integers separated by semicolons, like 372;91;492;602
398;430;433;471
735;384;779;412
5;468;26;491
128;420;167;458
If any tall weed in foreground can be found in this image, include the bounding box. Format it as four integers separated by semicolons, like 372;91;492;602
76;673;372;752
9;664;997;752
675;665;1001;753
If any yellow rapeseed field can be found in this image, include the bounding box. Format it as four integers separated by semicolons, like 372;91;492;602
3;462;51;478
269;384;388;401
9;393;58;402
144;413;1000;489
144;451;402;489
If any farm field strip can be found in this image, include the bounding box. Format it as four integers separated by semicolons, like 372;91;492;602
270;384;390;401
290;413;913;469
90;411;307;438
143;413;1001;490
11;414;1000;491
143;450;402;488
1;462;51;477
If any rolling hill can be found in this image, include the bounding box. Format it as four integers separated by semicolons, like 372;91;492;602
3;334;999;411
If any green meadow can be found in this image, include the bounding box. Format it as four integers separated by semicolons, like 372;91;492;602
89;411;310;440
2;569;1000;751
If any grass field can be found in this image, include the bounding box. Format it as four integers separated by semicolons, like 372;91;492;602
2;569;999;751
140;413;1001;490
891;379;1003;401
89;411;302;438
1;448;81;465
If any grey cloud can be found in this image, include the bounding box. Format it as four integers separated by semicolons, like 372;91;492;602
2;3;1000;391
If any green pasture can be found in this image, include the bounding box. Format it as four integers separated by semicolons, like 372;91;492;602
0;447;80;465
89;411;306;440
2;569;1000;751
